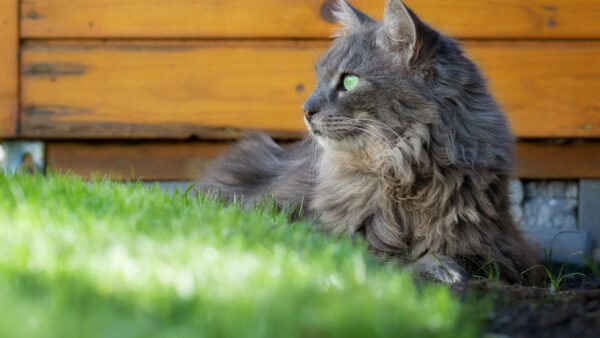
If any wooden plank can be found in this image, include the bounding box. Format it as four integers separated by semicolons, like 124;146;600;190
20;0;600;39
46;141;600;180
46;142;229;181
21;40;600;139
0;0;18;138
21;40;320;139
515;142;600;179
408;0;600;39
465;41;600;138
20;0;361;39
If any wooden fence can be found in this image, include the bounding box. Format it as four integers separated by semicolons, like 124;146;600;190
2;0;600;179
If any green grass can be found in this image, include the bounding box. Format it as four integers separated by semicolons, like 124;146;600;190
0;173;486;338
522;231;585;291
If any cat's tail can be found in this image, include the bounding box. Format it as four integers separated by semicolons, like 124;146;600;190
196;132;287;204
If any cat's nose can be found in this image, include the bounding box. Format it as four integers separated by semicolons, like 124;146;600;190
302;91;324;122
303;109;318;122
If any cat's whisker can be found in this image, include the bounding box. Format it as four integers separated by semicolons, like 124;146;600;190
357;118;403;140
322;121;398;149
328;127;395;149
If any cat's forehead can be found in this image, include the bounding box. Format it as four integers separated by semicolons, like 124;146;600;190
315;30;377;75
315;39;350;71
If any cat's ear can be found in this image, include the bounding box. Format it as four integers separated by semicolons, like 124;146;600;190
332;0;375;35
379;0;419;62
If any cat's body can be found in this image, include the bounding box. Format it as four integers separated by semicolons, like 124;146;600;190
201;0;539;284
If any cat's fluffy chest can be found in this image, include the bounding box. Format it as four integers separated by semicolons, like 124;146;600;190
309;146;432;252
310;149;390;235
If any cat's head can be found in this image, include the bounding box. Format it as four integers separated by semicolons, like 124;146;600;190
303;0;441;150
303;0;502;162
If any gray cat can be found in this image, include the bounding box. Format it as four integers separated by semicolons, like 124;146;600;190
201;0;539;284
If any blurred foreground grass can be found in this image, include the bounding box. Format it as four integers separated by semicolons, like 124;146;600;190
0;173;486;337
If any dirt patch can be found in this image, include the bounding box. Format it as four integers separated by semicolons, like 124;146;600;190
453;272;600;338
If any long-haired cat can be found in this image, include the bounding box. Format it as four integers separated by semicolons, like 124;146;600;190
201;0;539;284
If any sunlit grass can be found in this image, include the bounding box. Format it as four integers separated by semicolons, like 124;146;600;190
0;173;486;337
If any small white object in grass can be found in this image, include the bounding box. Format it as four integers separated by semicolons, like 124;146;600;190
0;144;5;163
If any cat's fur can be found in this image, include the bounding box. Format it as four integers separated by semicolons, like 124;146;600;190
201;0;539;284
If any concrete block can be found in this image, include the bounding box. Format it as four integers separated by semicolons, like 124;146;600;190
521;226;593;266
579;179;600;244
522;181;578;229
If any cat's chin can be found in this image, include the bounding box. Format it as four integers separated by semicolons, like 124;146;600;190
313;135;335;150
312;134;368;154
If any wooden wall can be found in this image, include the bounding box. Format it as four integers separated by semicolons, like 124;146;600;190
2;1;600;179
0;0;18;138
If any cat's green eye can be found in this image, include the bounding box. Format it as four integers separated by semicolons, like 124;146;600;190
342;74;359;91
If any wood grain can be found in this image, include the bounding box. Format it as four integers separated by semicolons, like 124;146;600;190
407;0;600;39
46;142;229;181
0;0;18;138
46;141;600;180
20;0;600;39
21;40;600;139
515;141;600;179
20;0;365;39
21;40;321;139
465;41;600;138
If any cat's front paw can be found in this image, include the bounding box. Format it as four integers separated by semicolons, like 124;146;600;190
411;254;466;283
